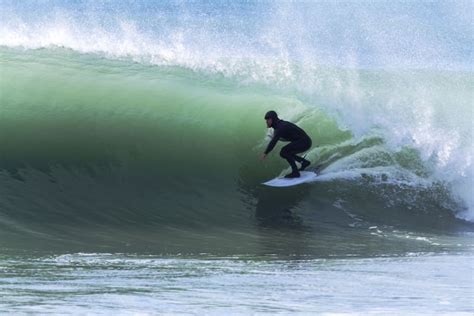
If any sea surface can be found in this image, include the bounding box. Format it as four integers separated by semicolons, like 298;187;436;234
0;0;473;314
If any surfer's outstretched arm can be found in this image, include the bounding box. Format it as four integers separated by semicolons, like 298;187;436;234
264;131;281;155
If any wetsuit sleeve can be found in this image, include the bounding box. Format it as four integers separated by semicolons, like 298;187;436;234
264;130;280;154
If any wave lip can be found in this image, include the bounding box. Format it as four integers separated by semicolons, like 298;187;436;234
1;0;472;71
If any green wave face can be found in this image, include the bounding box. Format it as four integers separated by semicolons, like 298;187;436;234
0;47;471;255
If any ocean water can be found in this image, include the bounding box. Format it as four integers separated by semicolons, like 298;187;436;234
0;0;473;314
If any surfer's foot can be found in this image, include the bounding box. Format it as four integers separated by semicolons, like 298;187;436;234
299;159;311;171
284;171;300;178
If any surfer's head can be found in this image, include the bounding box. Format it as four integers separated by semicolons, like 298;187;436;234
264;110;278;128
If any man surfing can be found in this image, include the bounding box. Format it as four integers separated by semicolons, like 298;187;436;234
260;110;312;178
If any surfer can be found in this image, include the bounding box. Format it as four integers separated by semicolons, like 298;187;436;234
260;110;312;178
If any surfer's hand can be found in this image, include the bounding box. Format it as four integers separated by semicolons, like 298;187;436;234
260;153;267;160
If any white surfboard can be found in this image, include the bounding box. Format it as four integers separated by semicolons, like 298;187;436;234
262;171;318;187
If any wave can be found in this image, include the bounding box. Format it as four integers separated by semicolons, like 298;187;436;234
0;46;471;220
0;1;472;252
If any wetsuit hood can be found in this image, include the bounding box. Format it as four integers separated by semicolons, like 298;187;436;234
264;110;280;128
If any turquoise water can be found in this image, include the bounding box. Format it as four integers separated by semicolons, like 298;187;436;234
0;0;473;314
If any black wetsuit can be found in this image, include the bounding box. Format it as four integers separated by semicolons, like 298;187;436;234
264;119;312;173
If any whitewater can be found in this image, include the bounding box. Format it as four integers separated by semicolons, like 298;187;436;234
0;0;473;314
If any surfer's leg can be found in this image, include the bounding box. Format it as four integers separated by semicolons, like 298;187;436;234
291;139;311;158
281;137;312;172
280;150;298;172
280;143;300;173
282;138;312;171
294;155;305;162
